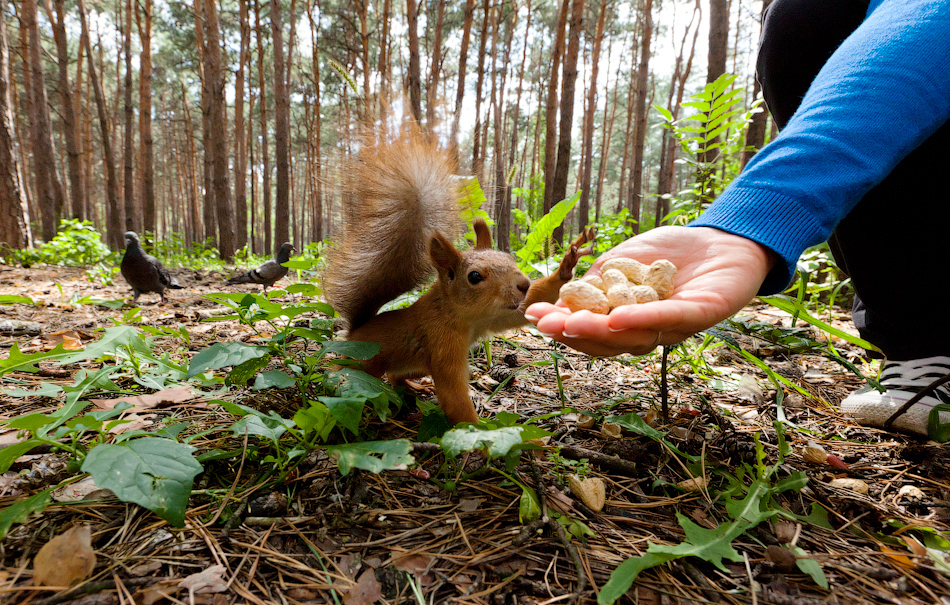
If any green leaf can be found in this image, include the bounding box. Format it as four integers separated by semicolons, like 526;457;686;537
187;342;270;378
607;413;697;461
441;426;526;460
0;489;52;539
0;295;34;305
321;340;381;360
319;396;366;436
294;401;336;441
225;354;272;386
326;439;414;476
0;342;68;376
230;413;293;446
0;439;45;473
253;370;297;390
515;193;581;273
519;483;541;523
928;404;950;442
81;438;203;527
759;295;881;352
2;382;64;399
326;368;400;421
793;546;828;588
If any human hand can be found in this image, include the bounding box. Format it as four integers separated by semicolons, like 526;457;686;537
525;226;776;357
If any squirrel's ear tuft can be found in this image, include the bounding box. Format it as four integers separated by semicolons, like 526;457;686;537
473;218;493;250
429;231;463;278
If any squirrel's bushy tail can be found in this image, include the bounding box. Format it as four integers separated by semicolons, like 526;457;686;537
322;126;464;331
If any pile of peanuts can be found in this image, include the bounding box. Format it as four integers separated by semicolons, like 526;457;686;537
559;258;677;314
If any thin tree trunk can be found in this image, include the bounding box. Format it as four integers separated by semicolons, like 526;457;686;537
579;0;608;233
203;0;235;260
123;0;135;233
77;0;122;248
406;0;423;123
542;0;569;222
377;0;391;119
255;0;272;255
308;1;323;242
493;3;514;251
135;0;155;239
272;0;291;251
234;0;249;251
550;0;585;244
49;0;85;222
471;0;491;180
449;0;475;161
426;0;446;131
0;0;30;249
741;0;772;169
23;0;66;242
626;0;652;233
194;0;215;243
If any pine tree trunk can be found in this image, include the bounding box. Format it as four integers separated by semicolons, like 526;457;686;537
272;0;291;251
579;0;607;233
255;0;272;255
0;0;30;249
135;0;156;239
308;2;323;242
203;0;235;261
492;4;514;251
23;0;66;242
194;0;215;244
123;0;135;233
406;0;423;123
234;0;249;251
471;0;491;180
449;0;475;160
542;0;569;222
626;0;652;233
77;0;122;248
49;0;85;222
550;0;585;244
426;0;446;131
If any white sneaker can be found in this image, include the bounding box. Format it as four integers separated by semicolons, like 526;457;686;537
840;356;950;436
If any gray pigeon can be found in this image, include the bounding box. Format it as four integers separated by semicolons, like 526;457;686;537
227;242;296;291
120;231;183;303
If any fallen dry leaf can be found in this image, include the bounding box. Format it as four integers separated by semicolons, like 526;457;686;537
91;385;197;412
33;525;96;587
179;564;228;594
568;475;606;512
44;330;84;351
343;569;382;605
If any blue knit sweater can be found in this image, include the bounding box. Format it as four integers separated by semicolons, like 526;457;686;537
690;0;950;294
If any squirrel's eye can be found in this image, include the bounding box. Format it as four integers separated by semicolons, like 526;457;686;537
467;271;484;285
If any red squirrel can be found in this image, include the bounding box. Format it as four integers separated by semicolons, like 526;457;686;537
321;127;593;425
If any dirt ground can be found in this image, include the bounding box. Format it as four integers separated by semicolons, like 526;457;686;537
1;264;949;605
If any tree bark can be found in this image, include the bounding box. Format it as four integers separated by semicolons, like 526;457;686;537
493;3;514;251
550;0;585;244
578;0;608;233
471;0;491;180
626;0;652;233
0;0;30;249
449;0;475;161
741;0;773;169
308;1;323;242
49;0;85;222
426;0;446;131
255;0;272;255
194;0;215;243
22;0;66;242
406;0;422;123
272;0;291;251
135;0;156;239
77;0;122;248
541;0;569;222
234;0;249;251
123;0;135;233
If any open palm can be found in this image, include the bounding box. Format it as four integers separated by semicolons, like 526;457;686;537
526;226;776;357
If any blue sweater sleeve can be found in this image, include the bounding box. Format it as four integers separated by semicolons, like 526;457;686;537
689;0;950;294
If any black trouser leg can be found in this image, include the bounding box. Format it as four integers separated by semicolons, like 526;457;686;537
756;0;950;360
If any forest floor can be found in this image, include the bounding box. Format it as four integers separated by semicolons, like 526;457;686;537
0;264;949;605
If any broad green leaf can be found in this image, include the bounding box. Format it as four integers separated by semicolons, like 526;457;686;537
326;439;413;476
0;295;33;305
294;401;336;441
253;370;297;390
326;368;400;421
441;426;525;459
282;259;319;271
319;396;366;436
0;342;68;376
515;193;581;273
187;342;269;378
225;354;272;386
793;546;828;588
2;382;64;399
519;483;541;523
81;438;203;527
0;489;52;539
230;413;293;446
0;439;45;473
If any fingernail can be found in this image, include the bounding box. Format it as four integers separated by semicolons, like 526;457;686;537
538;331;557;338
607;326;626;333
562;331;579;338
524;314;539;322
